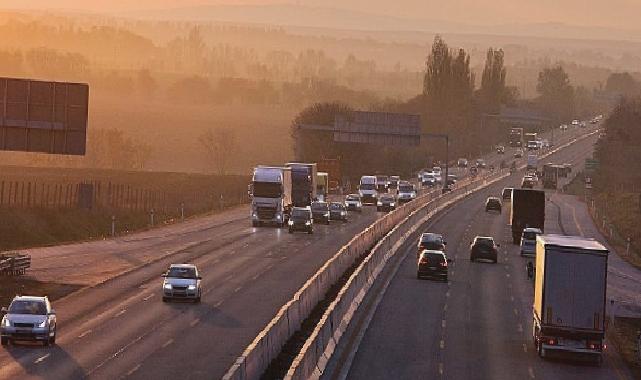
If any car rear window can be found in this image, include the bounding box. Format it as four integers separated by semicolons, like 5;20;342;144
167;267;197;279
291;209;310;219
312;203;328;211
330;203;343;210
421;241;444;250
421;253;445;263
523;231;538;240
346;195;359;201
399;185;414;192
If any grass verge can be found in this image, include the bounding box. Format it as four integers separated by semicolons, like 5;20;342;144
609;317;641;379
0;277;82;309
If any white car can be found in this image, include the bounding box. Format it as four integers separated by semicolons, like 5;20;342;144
520;228;542;256
1;296;57;346
421;173;436;187
162;264;202;303
345;194;363;212
398;183;417;203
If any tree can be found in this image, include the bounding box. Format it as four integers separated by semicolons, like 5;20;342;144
536;65;575;122
480;48;507;114
291;102;352;162
605;72;641;97
199;127;238;175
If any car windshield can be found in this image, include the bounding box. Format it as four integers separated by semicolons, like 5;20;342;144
523;231;539;240
167;267;197;279
475;238;494;246
8;300;47;315
346;195;359;201
330;203;343;210
312;203;328;211
360;183;375;190
291;209;310;219
421;241;444;250
422;252;445;263
381;196;395;201
399;185;413;192
253;182;282;198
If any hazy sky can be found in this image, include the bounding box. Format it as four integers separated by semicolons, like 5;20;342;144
1;0;639;31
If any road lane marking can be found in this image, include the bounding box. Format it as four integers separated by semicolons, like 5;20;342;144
528;366;535;379
445;291;450;298
161;339;174;348
510;296;515;302
514;308;519;316
518;323;523;332
214;300;224;307
523;344;528;353
34;354;50;364
252;273;260;281
441;320;446;329
443;304;448;312
438;363;444;376
78;329;92;338
440;340;445;349
190;318;200;327
224;274;234;282
143;294;155;301
126;364;141;377
506;273;511;278
115;309;127;317
234;286;243;293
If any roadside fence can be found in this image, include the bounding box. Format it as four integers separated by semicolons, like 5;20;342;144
0;252;31;276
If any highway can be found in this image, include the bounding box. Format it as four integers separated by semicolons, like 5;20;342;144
0;125;594;379
343;132;636;380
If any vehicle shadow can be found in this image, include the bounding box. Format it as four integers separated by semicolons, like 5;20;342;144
163;299;241;328
4;342;86;379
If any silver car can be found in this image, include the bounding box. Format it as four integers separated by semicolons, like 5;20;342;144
162;264;202;303
1;296;57;346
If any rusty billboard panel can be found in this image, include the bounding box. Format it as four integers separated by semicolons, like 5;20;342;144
0;77;89;155
334;111;420;146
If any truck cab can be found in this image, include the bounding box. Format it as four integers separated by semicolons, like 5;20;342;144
250;166;292;228
359;176;378;205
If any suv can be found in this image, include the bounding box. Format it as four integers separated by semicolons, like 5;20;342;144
417;233;446;258
388;176;400;190
311;201;331;224
417;250;450;281
520;228;542;256
162;264;202;303
470;236;499;263
457;158;468;168
329;202;348;222
377;194;397;212
288;207;313;234
398;183;417;204
1;296;57;346
502;188;513;200
344;194;362;212
485;197;502;213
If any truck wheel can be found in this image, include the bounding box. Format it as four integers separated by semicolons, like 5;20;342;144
49;332;56;345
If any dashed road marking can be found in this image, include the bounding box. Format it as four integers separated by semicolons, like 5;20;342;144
234;286;243;293
252;273;260;281
445;291;450;298
510;296;515;302
506;273;511;278
34;354;50;364
440;340;445;349
162;339;174;348
78;329;92;338
143;294;155;301
518;323;523;333
528;366;535;379
190;318;200;327
214;300;224;307
126;364;141;377
224;274;234;282
514;308;519;316
523;343;528;353
439;363;444;376
441;320;447;329
115;309;127;317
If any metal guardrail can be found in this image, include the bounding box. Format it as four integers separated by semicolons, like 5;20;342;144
0;252;31;276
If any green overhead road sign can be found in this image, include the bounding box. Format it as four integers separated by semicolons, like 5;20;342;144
585;158;599;172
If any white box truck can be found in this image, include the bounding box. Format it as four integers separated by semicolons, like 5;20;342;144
533;235;608;365
359;176;378;205
250;166;292;227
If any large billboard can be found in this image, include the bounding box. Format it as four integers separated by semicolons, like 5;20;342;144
0;77;89;155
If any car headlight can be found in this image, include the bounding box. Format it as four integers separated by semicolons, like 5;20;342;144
251;212;258;219
325;212;330;217
390;203;395;207
188;285;196;290
276;214;282;220
305;221;311;225
288;220;294;226
377;202;383;206
163;283;172;290
341;211;346;215
37;319;48;328
1;317;10;327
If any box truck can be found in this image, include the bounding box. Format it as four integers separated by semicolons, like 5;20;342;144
510;189;545;244
285;163;317;207
533;235;608;365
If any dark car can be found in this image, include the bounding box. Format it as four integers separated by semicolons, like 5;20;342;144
446;174;458;186
470;236;499;263
377;194;397;212
417;232;446;258
311;201;330;225
502;188;513;200
329;202;348;222
457;158;468;168
485;197;502;213
288;207;313;234
417;250;450;281
521;177;535;189
496;145;505;154
388;176;400;190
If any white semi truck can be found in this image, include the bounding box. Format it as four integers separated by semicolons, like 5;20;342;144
358;176;378;205
533;235;608;365
250;166;293;227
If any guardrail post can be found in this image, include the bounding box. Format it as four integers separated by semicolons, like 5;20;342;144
181;202;185;222
627;238;631;256
150;209;155;227
111;215;116;237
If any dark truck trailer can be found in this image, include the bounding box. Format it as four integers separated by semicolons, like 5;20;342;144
286;163;318;207
510;189;545;244
509;127;524;148
543;164;563;189
533;235;608;365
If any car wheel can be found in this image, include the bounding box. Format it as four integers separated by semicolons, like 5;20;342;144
288;228;293;234
50;332;56;345
326;220;330;225
308;229;313;234
195;296;201;304
416;273;421;279
162;297;168;303
470;256;474;262
0;337;8;346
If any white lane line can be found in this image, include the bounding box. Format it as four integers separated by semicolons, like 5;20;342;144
126;364;141;377
440;340;445;349
445;291;450;298
514;308;519;316
190;318;200;327
510;296;515;302
528;366;535;379
438;363;444;376
234;286;243;293
518;323;523;333
224;274;234;282
522;343;528;353
443;304;448;312
78;329;92;338
506;273;511;278
266;264;274;270
252;273;260;281
34;354;50;364
143;294;155;301
441;320;447;329
161;339;174;348
115;309;127;317
450;270;455;276
214;300;224;307
203;288;213;295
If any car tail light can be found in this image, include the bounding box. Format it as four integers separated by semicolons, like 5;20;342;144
547;338;556;345
587;341;602;350
419;258;428;265
440;261;447;267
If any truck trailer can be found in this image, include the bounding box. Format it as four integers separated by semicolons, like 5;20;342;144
285;162;317;207
533;235;608;365
509;127;524;148
510;189;545;244
250;166;293;227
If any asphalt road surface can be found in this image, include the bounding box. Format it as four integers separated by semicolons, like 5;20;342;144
0;124;595;379
345;132;635;380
